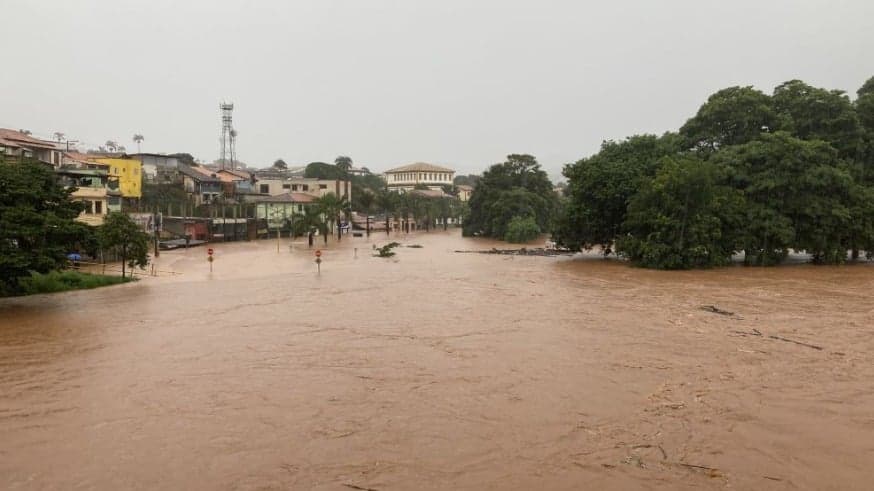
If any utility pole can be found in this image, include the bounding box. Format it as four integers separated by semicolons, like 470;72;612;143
153;206;160;257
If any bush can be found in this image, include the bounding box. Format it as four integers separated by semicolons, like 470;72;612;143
504;216;540;243
14;271;131;296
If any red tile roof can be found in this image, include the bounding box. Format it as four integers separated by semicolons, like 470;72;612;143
0;128;59;150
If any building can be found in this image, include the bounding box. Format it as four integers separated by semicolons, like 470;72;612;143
54;168;118;226
0;128;63;166
177;165;223;205
253;193;318;234
384;162;455;192
457;184;474;201
90;156;143;199
128;153;182;182
250;177;351;202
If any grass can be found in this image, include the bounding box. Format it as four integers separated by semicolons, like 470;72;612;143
13;270;133;296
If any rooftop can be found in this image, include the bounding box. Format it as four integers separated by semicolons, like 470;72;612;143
0;128;59;150
384;162;455;174
253;192;317;204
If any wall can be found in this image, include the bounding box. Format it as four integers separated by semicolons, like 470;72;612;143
93;157;143;198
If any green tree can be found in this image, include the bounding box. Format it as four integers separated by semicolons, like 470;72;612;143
334;156;353;174
0;158;87;294
555;133;681;252
98;212;150;278
304;162;343;179
376;189;398;234
716;132;854;264
504;215;540;243
773;79;863;159
316;193;349;241
463;154;556;239
273;159;288;170
679;86;780;152
618;156;744;269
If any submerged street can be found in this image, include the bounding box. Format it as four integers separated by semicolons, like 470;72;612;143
1;230;873;490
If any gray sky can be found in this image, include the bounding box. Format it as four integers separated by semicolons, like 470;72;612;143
2;0;873;180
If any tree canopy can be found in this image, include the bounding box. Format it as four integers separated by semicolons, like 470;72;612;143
557;76;874;268
99;212;149;278
463;154;556;240
0;158;88;293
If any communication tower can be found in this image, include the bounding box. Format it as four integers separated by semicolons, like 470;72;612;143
219;102;236;170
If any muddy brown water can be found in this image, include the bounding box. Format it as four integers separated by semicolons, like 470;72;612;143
2;230;873;490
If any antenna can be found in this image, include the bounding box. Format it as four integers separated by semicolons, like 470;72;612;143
219;102;236;170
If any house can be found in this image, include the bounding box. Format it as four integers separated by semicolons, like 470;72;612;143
457;184;474;202
216;168;254;196
253;193;318;234
127;153;182;182
250;177;352;202
90;156;143;199
54;168;119;226
384;162;455;192
0;128;63;166
177;165;223;206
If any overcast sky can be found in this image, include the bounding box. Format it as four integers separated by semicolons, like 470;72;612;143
2;0;873;179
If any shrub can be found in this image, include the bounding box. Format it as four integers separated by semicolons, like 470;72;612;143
15;271;131;296
504;216;540;243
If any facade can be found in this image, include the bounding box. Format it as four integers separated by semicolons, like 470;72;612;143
384;162;455;192
252;177;351;202
91;157;143;198
128;153;181;182
55;168;116;226
457;184;474;202
0;129;63;166
177;165;223;205
253;193;318;233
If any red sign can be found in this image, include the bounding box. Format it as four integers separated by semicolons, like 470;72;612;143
207;248;214;256
315;250;322;258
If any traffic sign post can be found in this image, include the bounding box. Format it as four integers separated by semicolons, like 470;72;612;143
207;248;214;272
315;249;322;274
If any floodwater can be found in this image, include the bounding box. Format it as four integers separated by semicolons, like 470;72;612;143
1;230;873;490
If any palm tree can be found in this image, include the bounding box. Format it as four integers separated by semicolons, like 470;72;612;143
19;129;32;136
105;140;118;152
334;155;353;174
376;189;396;235
356;190;376;236
53;132;65;142
117;145;126;153
316;193;349;241
133;134;144;153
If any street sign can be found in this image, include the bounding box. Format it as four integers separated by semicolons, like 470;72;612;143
315;250;322;258
207;248;214;256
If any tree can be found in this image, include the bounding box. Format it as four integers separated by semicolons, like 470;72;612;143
715;132;854;264
376;189;398;234
169;153;196;166
679;86;779;152
454;174;481;187
133;134;144;153
53;131;66;143
773;79;862;159
305;162;343;180
98;212;149;278
105;140;118;152
617;156;744;269
316;193;349;241
554;133;681;252
504;216;540;243
334;156;353;174
356;190;376;235
463;154;556;239
273;159;288;170
0;158;87;293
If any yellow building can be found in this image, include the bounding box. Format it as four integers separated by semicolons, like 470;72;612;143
92;157;142;198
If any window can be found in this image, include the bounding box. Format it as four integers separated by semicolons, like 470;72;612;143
203;194;211;203
302;185;309;191
260;184;269;193
94;201;103;214
282;184;291;190
83;200;93;214
292;184;299;191
319;184;327;189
